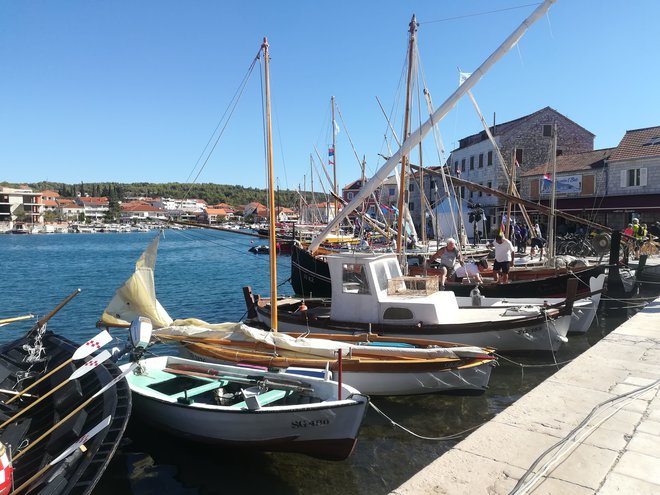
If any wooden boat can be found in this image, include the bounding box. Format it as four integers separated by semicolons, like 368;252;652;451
152;322;496;396
122;340;368;460
252;252;575;353
0;304;131;495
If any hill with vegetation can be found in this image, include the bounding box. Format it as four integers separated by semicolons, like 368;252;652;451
1;181;314;208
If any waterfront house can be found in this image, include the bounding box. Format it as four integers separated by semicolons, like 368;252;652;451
75;196;109;222
0;186;43;230
120;202;167;223
521;126;660;229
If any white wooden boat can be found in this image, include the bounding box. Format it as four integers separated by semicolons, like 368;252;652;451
249;252;574;353
121;354;368;460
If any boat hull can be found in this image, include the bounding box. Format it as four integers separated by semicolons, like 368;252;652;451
254;305;570;353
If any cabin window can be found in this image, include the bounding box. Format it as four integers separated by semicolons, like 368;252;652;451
487;151;493;166
342;264;370;294
383;307;414;320
376;265;389;291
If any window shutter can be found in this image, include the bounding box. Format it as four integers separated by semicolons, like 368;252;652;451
531;179;540;198
640;168;648;186
620;170;627;187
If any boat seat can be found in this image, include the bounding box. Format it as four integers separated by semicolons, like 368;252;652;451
231;389;290;409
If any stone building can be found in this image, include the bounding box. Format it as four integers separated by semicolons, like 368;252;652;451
446;107;594;231
522;126;660;230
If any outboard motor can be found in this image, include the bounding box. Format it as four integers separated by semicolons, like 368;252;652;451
129;316;153;362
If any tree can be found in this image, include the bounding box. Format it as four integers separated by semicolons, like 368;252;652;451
104;198;121;223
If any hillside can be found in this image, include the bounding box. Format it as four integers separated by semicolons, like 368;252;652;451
0;181;313;208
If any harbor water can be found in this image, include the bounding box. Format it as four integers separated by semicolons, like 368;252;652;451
0;230;652;495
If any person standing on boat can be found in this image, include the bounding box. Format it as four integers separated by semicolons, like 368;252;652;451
428;238;464;288
493;233;515;284
529;222;545;260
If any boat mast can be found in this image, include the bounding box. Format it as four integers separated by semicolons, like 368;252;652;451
547;122;558;262
262;37;278;332
307;0;556;254
396;15;417;254
331;96;338;225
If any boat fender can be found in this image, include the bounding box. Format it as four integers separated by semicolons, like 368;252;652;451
295;303;308;313
470;287;482;306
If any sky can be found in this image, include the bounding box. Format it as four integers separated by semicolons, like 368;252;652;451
1;1;658;193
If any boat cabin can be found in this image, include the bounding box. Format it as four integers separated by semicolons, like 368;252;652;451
325;253;459;325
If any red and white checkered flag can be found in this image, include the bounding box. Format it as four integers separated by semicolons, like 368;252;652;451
72;330;113;360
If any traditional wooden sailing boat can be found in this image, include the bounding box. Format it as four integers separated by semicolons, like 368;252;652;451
0;294;131;495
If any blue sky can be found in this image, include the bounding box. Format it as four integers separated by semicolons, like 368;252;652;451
1;1;657;193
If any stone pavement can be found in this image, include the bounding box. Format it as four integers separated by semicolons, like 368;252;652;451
392;296;660;495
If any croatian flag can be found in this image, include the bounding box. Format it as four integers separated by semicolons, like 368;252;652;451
328;148;335;157
543;173;553;183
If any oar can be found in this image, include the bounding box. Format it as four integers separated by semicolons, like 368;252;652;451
10;415;112;495
0;350;112;430
12;363;137;462
25;288;81;339
5;329;113;405
0;315;34;328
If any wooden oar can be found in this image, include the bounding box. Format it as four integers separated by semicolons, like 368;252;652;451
0;350;111;429
10;415;112;495
12;363;136;462
0;315;34;327
25;288;81;339
163;367;314;394
5;329;113;405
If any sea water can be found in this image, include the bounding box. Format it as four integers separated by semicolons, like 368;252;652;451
0;230;649;495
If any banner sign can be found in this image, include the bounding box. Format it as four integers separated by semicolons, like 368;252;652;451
541;174;582;194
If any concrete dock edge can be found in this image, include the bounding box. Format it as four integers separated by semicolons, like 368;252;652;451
391;296;660;495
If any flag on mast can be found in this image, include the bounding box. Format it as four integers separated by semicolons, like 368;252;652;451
543;172;553;183
328;147;335;166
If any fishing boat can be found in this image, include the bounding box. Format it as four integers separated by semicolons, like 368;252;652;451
250;251;575;353
0;297;131;495
121;317;369;460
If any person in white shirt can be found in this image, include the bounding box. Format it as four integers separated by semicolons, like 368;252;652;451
493;233;515;284
455;259;488;283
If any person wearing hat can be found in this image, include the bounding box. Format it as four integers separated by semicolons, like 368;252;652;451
428;237;464;288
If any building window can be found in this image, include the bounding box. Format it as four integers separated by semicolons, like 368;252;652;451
478;183;483;197
388;187;395;196
556;149;563;157
470;156;475;170
408;201;415;211
515;149;523;166
347;192;354;200
621;168;647;187
479;154;484;168
487;151;493;166
454;160;459;171
408;183;414;192
487;181;492;196
542;124;552;137
461;158;466;172
460;187;465;199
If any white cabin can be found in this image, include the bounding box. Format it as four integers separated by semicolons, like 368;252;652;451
325;253;459;325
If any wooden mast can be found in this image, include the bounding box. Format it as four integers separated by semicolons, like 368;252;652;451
547;122;558;261
396;14;417;253
331;96;338;225
262;37;278;332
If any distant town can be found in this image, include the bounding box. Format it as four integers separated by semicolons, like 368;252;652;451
2;106;659;236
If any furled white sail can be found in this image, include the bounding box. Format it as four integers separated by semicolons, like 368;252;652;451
101;234;174;328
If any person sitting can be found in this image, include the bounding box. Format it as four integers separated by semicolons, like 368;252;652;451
493;233;515;284
428;237;464;288
455;259;488;284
